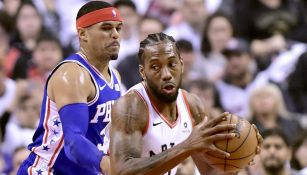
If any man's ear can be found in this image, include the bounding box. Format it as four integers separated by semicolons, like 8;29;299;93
139;65;146;81
180;58;184;74
77;28;88;42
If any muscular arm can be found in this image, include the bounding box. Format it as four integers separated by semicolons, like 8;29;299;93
110;91;194;175
47;63;105;172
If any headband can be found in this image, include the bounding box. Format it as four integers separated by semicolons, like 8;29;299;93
76;7;122;28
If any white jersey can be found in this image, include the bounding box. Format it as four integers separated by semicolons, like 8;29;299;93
130;83;194;175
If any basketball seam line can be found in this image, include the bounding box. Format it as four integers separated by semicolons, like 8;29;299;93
228;122;252;153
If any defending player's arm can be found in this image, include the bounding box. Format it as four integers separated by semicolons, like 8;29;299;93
48;63;108;173
110;91;236;175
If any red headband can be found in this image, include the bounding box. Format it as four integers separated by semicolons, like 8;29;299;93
76;7;122;28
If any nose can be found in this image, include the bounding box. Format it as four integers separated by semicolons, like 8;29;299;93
161;66;172;81
111;28;120;39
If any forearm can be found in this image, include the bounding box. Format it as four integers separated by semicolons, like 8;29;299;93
60;103;104;172
112;142;192;175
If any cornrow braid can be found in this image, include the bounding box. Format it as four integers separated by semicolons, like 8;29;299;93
138;32;178;65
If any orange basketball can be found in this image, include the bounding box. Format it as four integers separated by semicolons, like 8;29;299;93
204;114;258;172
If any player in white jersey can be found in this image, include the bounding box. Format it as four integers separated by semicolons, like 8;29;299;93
109;32;263;175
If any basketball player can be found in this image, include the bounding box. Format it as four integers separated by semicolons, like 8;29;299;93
110;32;262;175
17;1;122;174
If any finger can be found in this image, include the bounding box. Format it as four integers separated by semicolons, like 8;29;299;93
252;124;263;144
206;133;237;142
206;112;229;127
256;146;261;154
204;124;237;136
209;146;231;158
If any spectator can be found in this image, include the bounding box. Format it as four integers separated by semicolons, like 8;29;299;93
164;0;207;52
176;39;207;88
287;52;307;113
1;0;22;17
28;32;63;84
201;11;238;82
291;131;307;175
249;83;303;143
117;16;164;90
10;1;45;79
255;128;302;175
187;79;222;119
9;146;29;175
110;0;140;67
235;0;307;70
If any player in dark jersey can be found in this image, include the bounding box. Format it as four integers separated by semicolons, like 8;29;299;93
17;1;123;174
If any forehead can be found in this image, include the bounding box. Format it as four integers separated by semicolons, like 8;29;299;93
263;136;286;146
144;42;178;61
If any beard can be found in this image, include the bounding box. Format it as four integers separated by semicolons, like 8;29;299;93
110;53;118;60
146;76;181;103
263;158;285;175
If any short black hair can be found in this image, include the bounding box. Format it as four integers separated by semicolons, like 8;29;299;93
261;128;290;147
0;11;14;34
35;32;62;50
138;32;179;65
176;39;193;53
113;0;136;12
76;1;113;20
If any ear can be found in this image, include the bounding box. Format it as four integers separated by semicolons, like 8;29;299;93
139;65;146;81
77;27;88;42
180;58;184;74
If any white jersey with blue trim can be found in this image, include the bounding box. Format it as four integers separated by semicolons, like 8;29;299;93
129;83;194;175
26;53;121;175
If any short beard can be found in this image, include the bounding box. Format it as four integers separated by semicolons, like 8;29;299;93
110;54;118;60
263;162;284;175
146;76;181;103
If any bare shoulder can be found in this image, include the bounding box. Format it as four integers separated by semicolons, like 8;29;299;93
182;90;206;125
111;90;148;133
48;62;94;109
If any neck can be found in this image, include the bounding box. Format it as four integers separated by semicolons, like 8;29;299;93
257;113;277;128
147;87;177;123
80;47;110;80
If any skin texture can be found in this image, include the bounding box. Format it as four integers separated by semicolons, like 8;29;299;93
110;41;246;175
47;20;122;174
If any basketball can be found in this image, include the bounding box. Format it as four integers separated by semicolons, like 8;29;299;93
204;114;258;172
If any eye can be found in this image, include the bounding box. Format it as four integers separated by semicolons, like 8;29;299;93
101;26;113;31
116;26;122;32
151;64;160;71
169;61;178;67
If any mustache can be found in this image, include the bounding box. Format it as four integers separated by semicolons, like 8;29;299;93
108;41;120;47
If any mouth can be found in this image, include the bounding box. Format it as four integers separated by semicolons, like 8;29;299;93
108;41;120;48
161;83;176;94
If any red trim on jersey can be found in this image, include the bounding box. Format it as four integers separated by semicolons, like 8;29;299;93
76;7;122;28
182;90;196;127
48;136;64;167
28;156;40;175
43;98;51;144
134;90;150;135
142;83;179;128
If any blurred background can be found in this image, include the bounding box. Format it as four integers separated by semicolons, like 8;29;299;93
0;0;307;174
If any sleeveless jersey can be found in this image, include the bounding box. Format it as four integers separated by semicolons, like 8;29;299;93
130;83;194;175
26;53;121;175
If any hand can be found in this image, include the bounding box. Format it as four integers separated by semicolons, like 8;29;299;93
183;112;237;157
100;155;110;175
247;124;263;166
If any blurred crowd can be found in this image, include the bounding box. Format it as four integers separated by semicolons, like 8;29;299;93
0;0;307;174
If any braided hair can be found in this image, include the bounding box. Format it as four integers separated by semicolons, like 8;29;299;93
138;32;180;65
